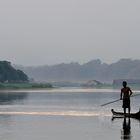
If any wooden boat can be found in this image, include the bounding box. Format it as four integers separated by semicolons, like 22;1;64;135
111;109;140;119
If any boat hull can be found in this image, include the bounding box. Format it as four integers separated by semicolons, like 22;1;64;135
111;109;140;119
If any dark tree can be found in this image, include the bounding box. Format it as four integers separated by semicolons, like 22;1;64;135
0;61;28;82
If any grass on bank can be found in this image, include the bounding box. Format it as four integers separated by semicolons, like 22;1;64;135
0;82;53;89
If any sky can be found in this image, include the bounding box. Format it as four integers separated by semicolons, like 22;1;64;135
0;0;140;66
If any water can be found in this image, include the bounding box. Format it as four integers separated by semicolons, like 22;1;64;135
0;88;140;140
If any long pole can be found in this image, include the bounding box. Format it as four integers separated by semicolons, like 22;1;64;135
101;99;120;106
101;93;140;107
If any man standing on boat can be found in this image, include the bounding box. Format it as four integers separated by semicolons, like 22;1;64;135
120;81;133;114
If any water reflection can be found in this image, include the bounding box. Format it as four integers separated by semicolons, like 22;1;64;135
0;92;28;105
112;117;132;140
121;118;131;140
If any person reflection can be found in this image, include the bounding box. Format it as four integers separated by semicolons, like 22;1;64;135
121;117;131;140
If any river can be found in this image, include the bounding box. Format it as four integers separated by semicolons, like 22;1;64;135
0;88;139;140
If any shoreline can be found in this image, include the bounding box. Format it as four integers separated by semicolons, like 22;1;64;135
0;85;140;93
0;82;53;90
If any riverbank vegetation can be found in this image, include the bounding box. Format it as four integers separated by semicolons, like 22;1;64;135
0;82;53;89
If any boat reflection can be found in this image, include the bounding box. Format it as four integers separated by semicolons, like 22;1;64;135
112;117;132;140
121;118;131;140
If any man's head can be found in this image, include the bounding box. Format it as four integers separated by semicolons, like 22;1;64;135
122;81;127;87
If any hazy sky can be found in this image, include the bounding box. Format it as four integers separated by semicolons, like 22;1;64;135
0;0;140;66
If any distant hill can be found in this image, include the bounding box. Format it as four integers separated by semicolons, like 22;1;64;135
0;61;28;82
14;59;140;83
